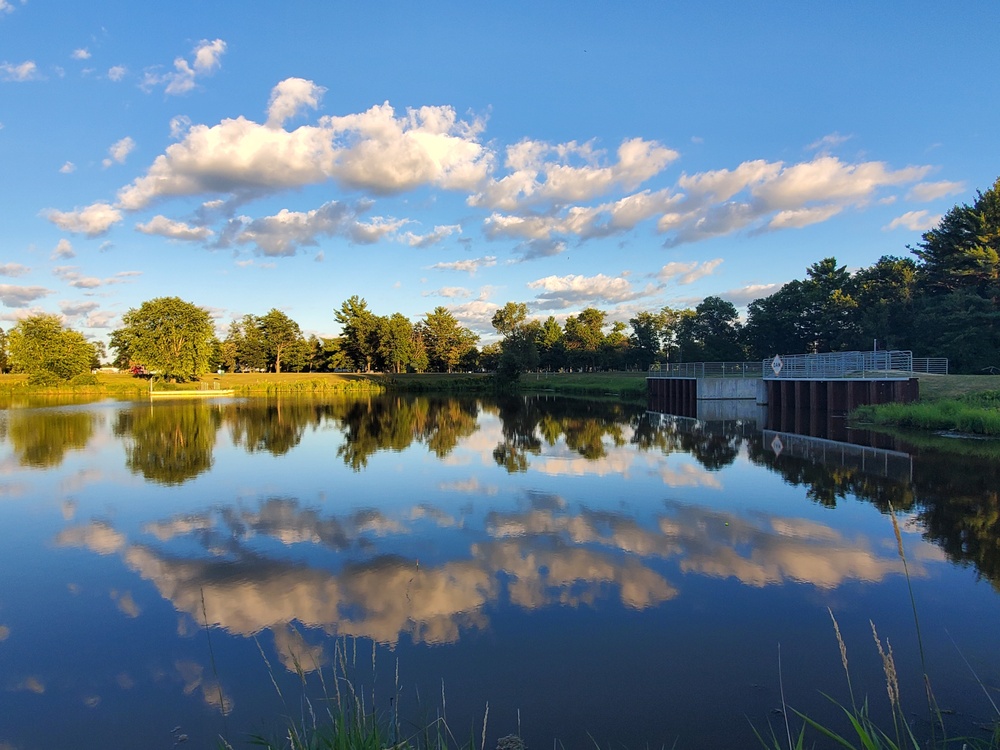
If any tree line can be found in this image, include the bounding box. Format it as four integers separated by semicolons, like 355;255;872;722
1;176;997;382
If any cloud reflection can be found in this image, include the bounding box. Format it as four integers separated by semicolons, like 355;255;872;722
174;659;233;715
64;492;921;657
661;504;912;588
55;520;126;555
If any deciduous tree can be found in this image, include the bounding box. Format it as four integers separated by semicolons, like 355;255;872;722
335;296;379;372
7;314;94;383
258;308;304;373
112;297;214;381
492;302;538;381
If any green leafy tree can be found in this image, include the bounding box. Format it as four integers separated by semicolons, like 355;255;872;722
911;291;1000;372
89;340;107;370
335;296;379;372
492;301;528;337
235;314;268;372
258;308;304;373
743;282;813;357
7;314;94;382
743;260;856;357
304;335;325;372
603;321;630;370
802;257;858;351
377;313;416;373
410;329;429;373
563;307;606;370
677;297;744;361
492;302;539;382
849;255;918;351
629;311;665;368
419;306;479;373
218;323;241;373
536;316;565;371
0;326;10;373
324;336;354;372
112;297;215;381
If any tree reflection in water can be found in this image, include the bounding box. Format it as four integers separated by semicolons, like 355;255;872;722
336;396;478;470
6;408;96;467
114;403;222;485
9;392;999;591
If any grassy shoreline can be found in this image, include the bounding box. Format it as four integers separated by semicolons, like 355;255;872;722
0;370;652;400
852;375;1000;438
3;371;999;437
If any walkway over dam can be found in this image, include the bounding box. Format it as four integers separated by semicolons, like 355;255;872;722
647;350;936;419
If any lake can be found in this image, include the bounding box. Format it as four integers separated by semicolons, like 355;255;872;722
0;392;998;749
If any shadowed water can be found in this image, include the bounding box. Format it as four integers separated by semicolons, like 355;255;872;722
0;393;997;749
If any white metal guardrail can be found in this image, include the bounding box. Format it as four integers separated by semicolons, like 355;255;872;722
649;352;948;379
648;361;763;379
763;350;912;379
910;357;949;375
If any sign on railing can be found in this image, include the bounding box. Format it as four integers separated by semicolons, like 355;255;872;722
761;350;913;379
649;351;947;380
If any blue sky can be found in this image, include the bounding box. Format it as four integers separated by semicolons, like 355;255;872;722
2;1;998;346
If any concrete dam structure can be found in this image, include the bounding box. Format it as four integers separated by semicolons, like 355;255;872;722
647;350;922;430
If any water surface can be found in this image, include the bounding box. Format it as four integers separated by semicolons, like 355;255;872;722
0;394;997;749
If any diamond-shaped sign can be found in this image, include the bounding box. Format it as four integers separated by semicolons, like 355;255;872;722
771;354;783;375
771;435;784;457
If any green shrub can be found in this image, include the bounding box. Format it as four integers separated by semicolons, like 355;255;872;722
27;371;64;387
69;373;99;386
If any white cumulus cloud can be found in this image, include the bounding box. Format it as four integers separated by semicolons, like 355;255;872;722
136;215;213;241
102;136;135;168
423;286;471;298
267;77;326;128
116;93;490;212
0;262;30;277
655;259;723;285
404;224;461;248
427;256;497;275
471;137;677;211
221;201;404;257
45;202;123;236
1;60;39;81
0;284;52;307
884;210;940;231
142;39;226;95
52;239;74;259
720;283;784;306
906;180;966;202
527;273;656;310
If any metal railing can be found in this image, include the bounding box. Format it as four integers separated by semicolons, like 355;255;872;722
648;361;763;379
650;352;949;380
911;357;949;375
763;350;913;379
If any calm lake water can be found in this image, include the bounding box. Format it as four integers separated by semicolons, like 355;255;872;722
1;393;998;749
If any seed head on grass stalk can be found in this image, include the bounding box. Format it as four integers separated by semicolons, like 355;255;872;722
829;608;856;712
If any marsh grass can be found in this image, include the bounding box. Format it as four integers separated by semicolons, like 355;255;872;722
853;390;1000;437
223;632;492;750
1;369;651;398
754;507;1000;750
